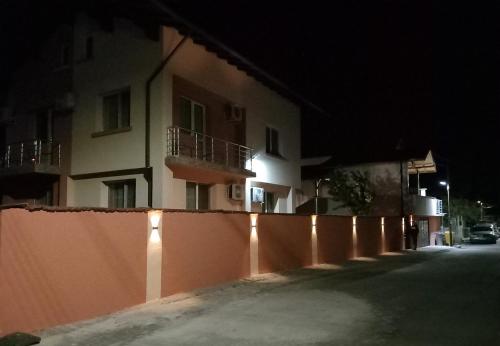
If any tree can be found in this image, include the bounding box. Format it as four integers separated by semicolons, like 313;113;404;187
449;198;481;226
326;169;376;215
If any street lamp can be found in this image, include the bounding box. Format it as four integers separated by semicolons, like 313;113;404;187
314;178;330;214
439;181;452;246
477;200;493;221
477;200;484;220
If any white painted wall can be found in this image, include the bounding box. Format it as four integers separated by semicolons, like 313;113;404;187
161;27;302;212
71;15;161;175
66;22;302;211
69;174;148;208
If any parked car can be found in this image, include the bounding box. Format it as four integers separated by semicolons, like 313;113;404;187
469;223;499;244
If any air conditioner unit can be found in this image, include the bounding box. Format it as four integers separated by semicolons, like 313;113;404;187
0;107;14;124
228;184;244;200
55;92;75;110
251;187;264;203
225;104;245;122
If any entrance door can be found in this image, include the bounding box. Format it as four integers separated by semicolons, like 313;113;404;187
417;219;429;247
180;97;206;159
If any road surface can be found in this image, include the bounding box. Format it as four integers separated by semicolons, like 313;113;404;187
39;244;500;345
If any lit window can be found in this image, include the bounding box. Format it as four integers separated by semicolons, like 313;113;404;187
266;127;280;156
106;180;135;208
102;89;130;131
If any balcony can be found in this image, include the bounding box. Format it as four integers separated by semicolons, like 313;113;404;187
0;140;62;177
166;126;255;184
409;194;443;217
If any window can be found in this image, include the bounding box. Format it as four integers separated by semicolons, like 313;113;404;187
262;191;276;213
107;180;136;208
266;127;280;156
102;89;130;131
180;97;205;133
85;36;94;59
186;182;209;210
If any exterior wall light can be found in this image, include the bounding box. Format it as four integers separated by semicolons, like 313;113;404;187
352;216;357;258
381;217;385;253
147;210;163;301
311;215;318;265
250;213;259;276
149;211;162;244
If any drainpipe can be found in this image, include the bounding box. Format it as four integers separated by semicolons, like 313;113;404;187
145;35;187;207
400;160;405;217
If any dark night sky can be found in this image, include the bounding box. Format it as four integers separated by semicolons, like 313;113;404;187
1;1;499;212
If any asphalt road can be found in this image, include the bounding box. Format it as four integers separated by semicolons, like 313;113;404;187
39;244;500;346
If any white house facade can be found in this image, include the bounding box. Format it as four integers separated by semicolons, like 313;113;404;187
2;13;302;214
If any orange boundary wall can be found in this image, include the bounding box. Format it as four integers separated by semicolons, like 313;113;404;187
356;217;382;257
0;209;147;335
0;208;405;336
384;216;404;252
161;212;250;296
258;214;312;273
317;216;354;264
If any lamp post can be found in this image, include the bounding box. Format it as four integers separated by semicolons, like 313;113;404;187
314;178;330;214
477;200;484;220
439;181;452;246
477;200;493;221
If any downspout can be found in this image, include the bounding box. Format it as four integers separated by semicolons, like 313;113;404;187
145;35;187;207
400;160;405;217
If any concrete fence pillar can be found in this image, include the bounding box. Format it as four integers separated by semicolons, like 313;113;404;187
250;213;259;276
311;215;318;265
147;210;163;301
401;217;406;250
352;216;357;258
381;217;385;253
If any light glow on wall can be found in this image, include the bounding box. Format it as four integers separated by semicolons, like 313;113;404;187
250;213;259;275
352;216;357;258
149;211;162;244
401;217;405;250
150;228;161;243
248;156;268;181
250;213;258;227
150;212;161;229
381;217;385;253
147;210;163;301
311;215;318;265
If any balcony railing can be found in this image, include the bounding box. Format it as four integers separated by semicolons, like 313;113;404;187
409;194;443;217
167;126;253;171
1;140;61;169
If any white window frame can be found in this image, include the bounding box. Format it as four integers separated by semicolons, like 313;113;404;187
101;88;131;131
180;96;206;134
105;179;136;208
266;126;280;156
186;182;209;210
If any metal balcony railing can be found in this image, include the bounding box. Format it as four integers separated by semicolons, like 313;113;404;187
167;126;253;171
1;140;61;169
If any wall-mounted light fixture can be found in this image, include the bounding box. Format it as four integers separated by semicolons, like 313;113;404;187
149;211;162;243
311;215;318;265
352;216;357;258
250;213;259;275
381;217;385;253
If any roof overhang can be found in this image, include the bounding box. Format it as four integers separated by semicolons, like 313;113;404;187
124;0;330;117
407;150;437;174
